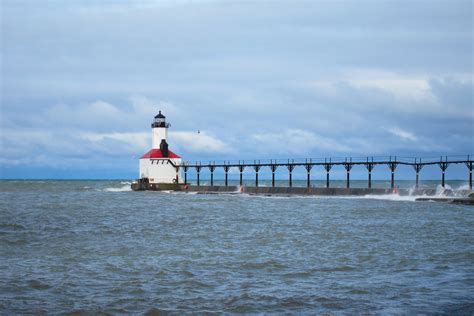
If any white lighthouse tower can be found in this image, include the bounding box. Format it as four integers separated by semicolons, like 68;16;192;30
138;111;183;184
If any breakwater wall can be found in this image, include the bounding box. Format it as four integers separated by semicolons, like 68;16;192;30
185;185;447;196
132;182;473;202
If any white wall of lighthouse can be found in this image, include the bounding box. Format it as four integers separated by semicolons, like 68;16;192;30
139;158;182;183
152;127;168;148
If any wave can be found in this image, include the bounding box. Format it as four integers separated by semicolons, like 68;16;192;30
360;184;471;202
171;191;199;195
28;279;51;290
242;193;420;202
104;185;132;192
356;194;419;202
0;223;26;230
457;184;471;191
222;183;472;202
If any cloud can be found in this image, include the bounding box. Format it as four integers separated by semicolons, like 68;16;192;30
0;97;190;168
306;69;472;120
388;127;418;142
1;1;472;178
44;100;122;129
79;129;232;156
172;131;231;154
250;129;352;155
344;69;436;103
12;97;179;133
309;69;437;105
80;132;150;153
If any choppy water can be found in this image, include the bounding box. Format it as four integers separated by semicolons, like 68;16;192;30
1;180;473;314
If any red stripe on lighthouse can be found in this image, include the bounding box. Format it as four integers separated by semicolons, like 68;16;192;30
140;149;181;159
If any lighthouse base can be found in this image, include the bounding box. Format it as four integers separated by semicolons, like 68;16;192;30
131;178;186;191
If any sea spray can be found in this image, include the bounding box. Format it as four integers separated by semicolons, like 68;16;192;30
104;185;132;192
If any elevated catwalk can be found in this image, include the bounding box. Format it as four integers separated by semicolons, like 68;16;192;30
180;155;473;190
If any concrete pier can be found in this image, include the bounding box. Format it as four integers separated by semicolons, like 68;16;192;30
183;185;470;197
131;181;474;204
186;186;474;204
415;197;474;204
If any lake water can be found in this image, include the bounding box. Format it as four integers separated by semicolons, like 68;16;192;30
0;180;473;314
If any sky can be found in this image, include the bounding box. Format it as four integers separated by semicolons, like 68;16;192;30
1;0;473;180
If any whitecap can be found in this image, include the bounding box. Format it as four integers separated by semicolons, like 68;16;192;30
104;185;132;192
455;183;472;191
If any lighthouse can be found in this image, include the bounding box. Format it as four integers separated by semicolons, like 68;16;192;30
138;111;183;184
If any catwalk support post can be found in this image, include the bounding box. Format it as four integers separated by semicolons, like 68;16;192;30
413;159;423;189
287;161;295;187
387;156;398;189
238;164;245;186
270;163;278;187
304;161;313;188
183;165;189;184
438;156;449;188
343;158;353;189
324;159;333;188
254;163;261;187
466;156;473;190
223;164;231;187
208;163;215;186
365;157;375;189
195;165;202;186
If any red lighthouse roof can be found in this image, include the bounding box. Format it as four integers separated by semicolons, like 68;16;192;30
140;149;181;159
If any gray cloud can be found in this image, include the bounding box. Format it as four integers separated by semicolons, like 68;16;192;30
1;0;472;178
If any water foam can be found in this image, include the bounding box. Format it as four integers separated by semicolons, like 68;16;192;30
104;185;132;192
358;194;418;202
436;184;451;196
360;183;472;202
457;184;471;191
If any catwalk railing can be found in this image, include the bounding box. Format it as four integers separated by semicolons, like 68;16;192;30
174;155;473;189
